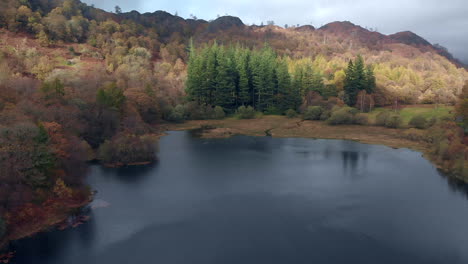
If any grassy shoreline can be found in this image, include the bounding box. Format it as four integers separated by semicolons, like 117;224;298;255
163;115;466;180
165;115;430;151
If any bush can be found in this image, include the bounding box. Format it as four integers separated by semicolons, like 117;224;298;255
285;109;297;118
385;113;402;128
264;106;282;115
213;106;225;119
375;110;391;126
168;104;186;122
97;134;157;166
303;106;323;120
185;102;216;120
427;117;438;127
409;115;428;129
327;107;357;125
320;110;331;121
237;106;256;119
354;113;369;125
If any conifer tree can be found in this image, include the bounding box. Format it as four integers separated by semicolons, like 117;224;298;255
344;59;357;106
186;40;203;103
344;55;375;106
276;58;292;111
237;49;251;106
365;65;376;93
214;46;236;108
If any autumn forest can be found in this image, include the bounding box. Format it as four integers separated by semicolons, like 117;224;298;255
0;0;467;257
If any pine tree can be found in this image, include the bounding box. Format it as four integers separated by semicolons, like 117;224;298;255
203;43;218;105
301;63;314;96
186;40;203;103
364;65;376;94
276;58;293;111
344;59;358;106
214;46;236;109
344;55;375;106
310;72;325;95
237;50;251;106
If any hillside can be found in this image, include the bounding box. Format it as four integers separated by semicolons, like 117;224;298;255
0;0;467;252
1;0;467;105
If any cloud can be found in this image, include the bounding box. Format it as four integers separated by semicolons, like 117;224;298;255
81;0;468;62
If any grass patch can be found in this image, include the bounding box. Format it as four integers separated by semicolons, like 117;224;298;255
399;106;453;123
368;105;453;126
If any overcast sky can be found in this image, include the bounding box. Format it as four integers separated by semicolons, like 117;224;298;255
81;0;468;63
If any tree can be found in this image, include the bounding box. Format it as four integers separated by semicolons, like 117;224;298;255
364;65;376;93
237;50;251;106
344;59;357;106
455;82;468;133
96;82;125;110
344;55;374;107
115;5;122;14
213;47;236;109
40;78;65;101
185;40;203;103
276;58;293;111
98;134;157;166
37;30;50;47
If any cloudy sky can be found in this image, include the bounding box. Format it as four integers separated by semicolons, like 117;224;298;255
82;0;468;63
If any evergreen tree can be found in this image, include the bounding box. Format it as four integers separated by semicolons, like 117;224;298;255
203;43;218;105
186;40;203;103
276;58;293;111
310;72;325;95
344;55;375;106
237;49;251;106
185;42;302;112
344;59;357;106
213;46;236;109
365;65;376;94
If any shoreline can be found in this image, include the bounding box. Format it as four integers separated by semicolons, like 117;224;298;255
164;115;430;151
163;115;465;182
1;115;463;255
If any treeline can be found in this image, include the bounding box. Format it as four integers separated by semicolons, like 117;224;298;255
186;43;376;113
186;42;300;113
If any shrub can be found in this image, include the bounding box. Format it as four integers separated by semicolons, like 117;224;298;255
427;117;438;127
213;106;225;119
237;106;256;119
385;113;402;128
327;107;357;125
185;102;218;120
401;128;430;143
97;134;157;166
409;115;428;129
264;106;281;115
168;104;186;122
320;110;331;121
354;113;369;125
303;106;323;120
375;110;392;126
285;109;297;118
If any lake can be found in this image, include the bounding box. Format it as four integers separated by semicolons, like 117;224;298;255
11;131;468;264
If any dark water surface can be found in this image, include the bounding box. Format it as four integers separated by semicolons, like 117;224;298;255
12;131;468;264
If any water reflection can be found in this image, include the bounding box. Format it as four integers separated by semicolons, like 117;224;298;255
438;170;468;199
98;163;157;184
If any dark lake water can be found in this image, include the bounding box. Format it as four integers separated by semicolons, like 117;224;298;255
11;131;468;264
